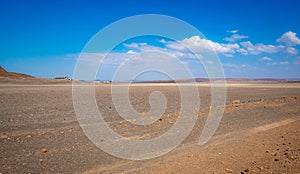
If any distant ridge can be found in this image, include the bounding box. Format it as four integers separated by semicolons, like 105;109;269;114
139;78;300;83
0;66;34;78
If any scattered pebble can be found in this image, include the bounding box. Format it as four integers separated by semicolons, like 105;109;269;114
232;100;240;104
39;159;43;162
274;158;279;162
0;135;8;139
225;168;233;173
257;166;263;170
41;148;47;153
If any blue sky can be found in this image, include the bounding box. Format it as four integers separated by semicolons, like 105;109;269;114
1;0;300;80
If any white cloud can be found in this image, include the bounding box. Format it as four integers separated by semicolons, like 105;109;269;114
159;39;167;43
236;48;248;55
124;39;200;59
227;30;239;34
123;42;147;48
276;31;300;46
267;61;290;66
224;34;248;42
285;47;298;55
127;50;137;54
79;32;299;70
166;36;240;57
279;61;290;65
123;43;138;48
79;52;133;65
260;56;272;61
223;63;244;68
240;41;285;55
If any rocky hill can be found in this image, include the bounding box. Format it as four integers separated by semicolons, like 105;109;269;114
0;66;34;78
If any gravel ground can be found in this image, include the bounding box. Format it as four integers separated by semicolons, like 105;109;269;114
0;82;300;173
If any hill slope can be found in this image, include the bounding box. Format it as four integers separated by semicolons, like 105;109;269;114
0;66;34;78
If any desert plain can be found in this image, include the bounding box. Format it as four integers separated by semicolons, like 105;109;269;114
0;78;300;173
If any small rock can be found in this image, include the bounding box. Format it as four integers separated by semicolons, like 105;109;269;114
232;100;240;104
225;168;233;173
260;98;264;102
257;166;263;170
39;159;43;162
274;158;279;161
0;135;8;139
27;135;31;138
244;168;249;172
41;148;47;153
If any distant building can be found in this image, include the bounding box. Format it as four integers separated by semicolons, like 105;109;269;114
94;80;111;83
54;76;71;80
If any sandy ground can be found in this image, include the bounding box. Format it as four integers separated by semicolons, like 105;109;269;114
0;81;300;173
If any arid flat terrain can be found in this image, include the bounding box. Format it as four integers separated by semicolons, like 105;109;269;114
0;81;300;173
